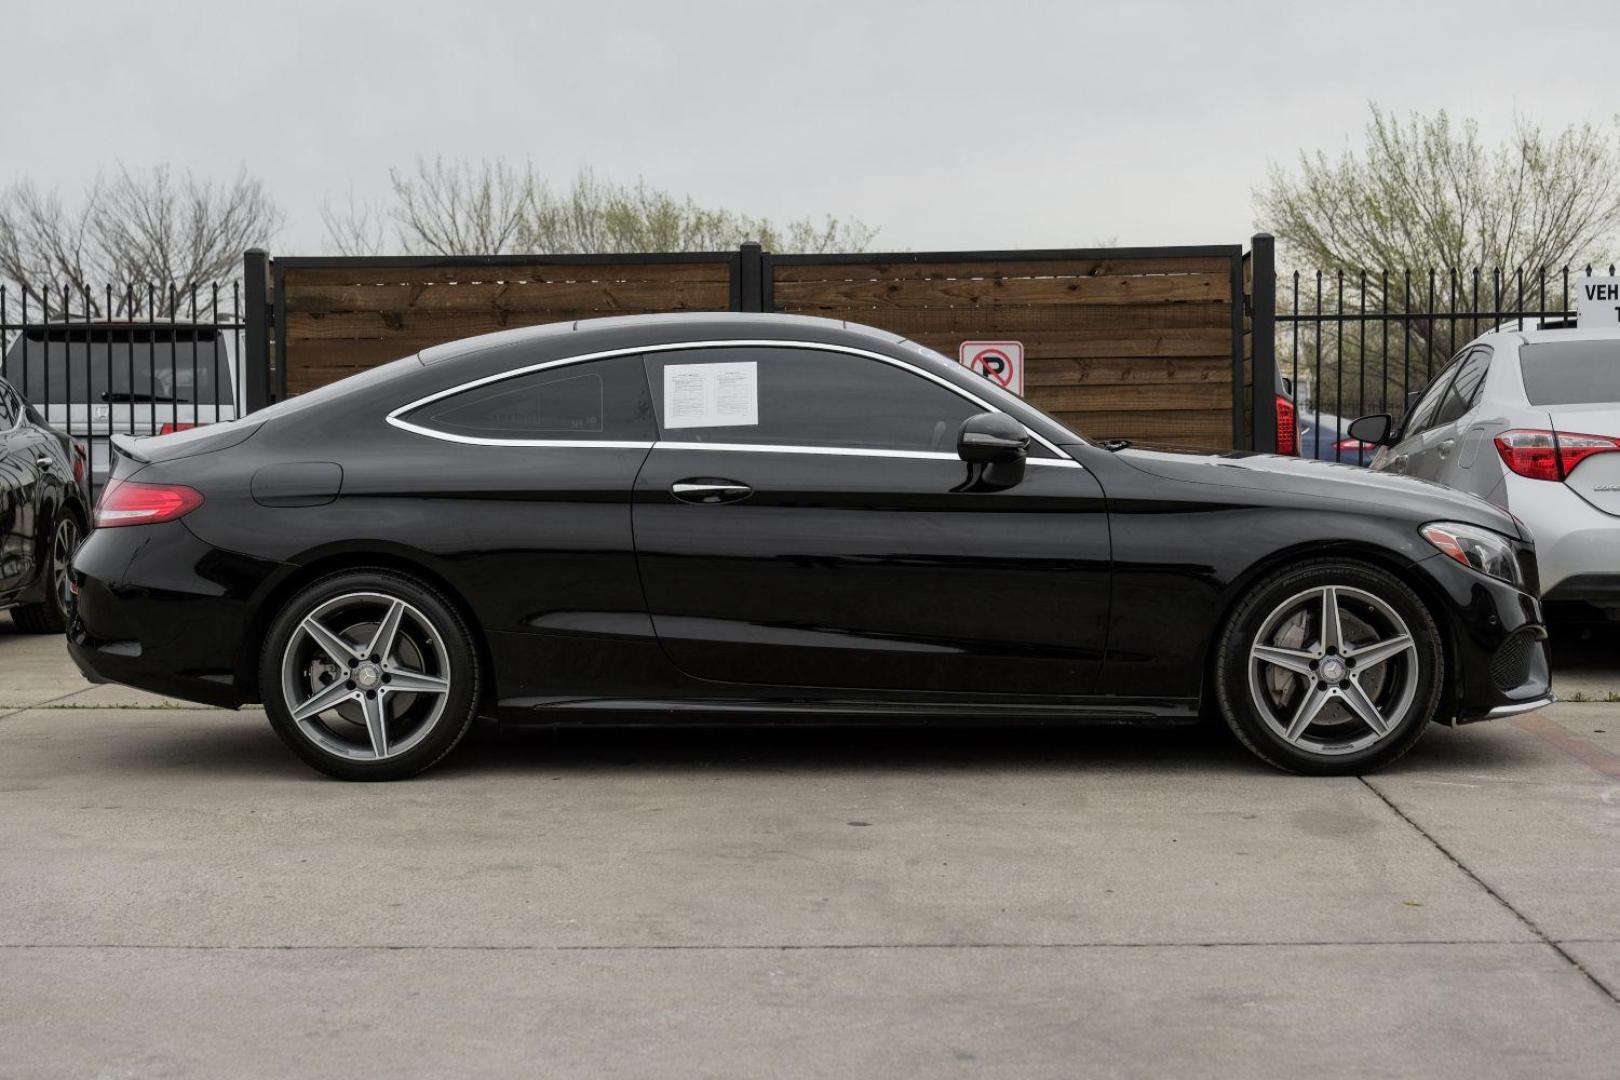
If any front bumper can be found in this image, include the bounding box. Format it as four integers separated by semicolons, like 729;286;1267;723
1413;550;1553;724
68;520;285;709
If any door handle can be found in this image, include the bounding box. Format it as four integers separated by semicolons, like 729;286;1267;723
671;479;752;505
35;456;53;468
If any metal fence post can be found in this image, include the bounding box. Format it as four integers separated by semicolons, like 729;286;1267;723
243;248;272;412
738;241;765;312
1250;233;1278;452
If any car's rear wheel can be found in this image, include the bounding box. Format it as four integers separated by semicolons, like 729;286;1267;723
259;569;479;780
1214;559;1444;775
11;512;82;634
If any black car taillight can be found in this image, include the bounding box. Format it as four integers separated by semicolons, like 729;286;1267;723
94;480;204;528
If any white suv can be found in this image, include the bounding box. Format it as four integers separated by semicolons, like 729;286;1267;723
0;321;241;491
1351;328;1620;623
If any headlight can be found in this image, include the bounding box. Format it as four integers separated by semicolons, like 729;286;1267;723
1420;522;1523;586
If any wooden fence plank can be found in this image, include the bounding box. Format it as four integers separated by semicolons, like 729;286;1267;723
1023;357;1232;387
285;310;596;342
905;328;1232;360
772;273;1228;310
789;302;1235;336
1030;381;1232;412
771;256;1233;282
281;261;733;287
284;280;731;317
1049;409;1233;447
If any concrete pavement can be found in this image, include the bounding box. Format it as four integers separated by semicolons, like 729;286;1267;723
1;612;1617;1078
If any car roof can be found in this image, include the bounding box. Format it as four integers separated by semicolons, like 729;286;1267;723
1512;326;1620;345
417;311;907;365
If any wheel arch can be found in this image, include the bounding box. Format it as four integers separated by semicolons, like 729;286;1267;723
237;544;495;713
1200;540;1461;723
20;490;86;604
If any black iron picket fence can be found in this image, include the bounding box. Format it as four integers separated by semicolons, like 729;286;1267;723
1277;264;1615;462
0;281;247;492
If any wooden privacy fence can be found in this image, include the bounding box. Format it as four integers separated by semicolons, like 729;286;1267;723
243;237;1279;452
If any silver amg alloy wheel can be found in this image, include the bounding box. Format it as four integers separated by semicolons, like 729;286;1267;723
279;591;453;762
1246;585;1419;756
51;517;78;617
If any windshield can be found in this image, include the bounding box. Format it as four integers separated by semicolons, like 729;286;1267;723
1519;341;1620;406
1;326;234;406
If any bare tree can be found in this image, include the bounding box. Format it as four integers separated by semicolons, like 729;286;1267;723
0;164;281;316
0;181;99;309
324;159;876;256
1257;106;1620;278
318;187;389;258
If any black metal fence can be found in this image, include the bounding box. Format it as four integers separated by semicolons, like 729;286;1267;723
0;281;247;492
1277;264;1614;463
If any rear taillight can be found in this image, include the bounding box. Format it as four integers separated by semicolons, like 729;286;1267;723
1494;429;1620;482
94;480;204;528
70;440;87;485
1276;395;1297;455
158;422;196;436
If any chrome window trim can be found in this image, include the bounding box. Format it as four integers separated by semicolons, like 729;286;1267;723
385;338;1079;465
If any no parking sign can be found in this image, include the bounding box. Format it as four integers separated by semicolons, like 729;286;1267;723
958;340;1025;396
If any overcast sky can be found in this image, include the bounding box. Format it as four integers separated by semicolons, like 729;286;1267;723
6;0;1612;255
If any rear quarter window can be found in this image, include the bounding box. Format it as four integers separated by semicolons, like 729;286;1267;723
1519;341;1620;405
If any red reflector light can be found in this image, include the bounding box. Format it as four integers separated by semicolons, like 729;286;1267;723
1494;429;1620;481
1275;395;1297;455
158;422;197;436
94;480;204;528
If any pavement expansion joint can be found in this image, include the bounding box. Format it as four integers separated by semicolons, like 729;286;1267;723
1360;775;1620;1008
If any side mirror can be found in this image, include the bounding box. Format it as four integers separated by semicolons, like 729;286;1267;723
957;412;1030;464
1347;413;1393;446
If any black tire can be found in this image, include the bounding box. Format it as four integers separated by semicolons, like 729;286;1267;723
1213;559;1444;776
11;510;83;634
259;568;480;781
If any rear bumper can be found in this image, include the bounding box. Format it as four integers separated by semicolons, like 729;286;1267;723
67;519;284;709
1543;574;1620;626
1502;473;1620;596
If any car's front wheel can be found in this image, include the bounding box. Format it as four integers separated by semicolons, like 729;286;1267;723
259;569;480;780
1214;559;1444;775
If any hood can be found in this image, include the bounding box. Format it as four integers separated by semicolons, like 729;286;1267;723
1114;446;1524;539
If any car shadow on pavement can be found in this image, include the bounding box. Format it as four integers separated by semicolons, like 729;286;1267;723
431;716;1537;781
87;710;1540;783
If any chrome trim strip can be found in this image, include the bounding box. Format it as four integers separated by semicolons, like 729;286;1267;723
385;338;1079;464
1484;693;1556;719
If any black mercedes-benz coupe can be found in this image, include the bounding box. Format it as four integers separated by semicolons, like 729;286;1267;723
68;313;1552;780
1;375;89;633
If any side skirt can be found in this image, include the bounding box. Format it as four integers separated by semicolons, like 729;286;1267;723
495;696;1202;727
